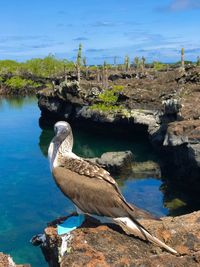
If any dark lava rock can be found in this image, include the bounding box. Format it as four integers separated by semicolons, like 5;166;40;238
87;151;134;174
35;211;200;267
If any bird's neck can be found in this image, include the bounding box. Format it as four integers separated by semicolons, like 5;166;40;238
48;133;73;171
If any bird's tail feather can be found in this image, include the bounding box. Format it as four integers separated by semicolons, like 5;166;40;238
114;217;178;255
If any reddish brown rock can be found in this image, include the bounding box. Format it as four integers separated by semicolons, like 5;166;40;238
164;120;200;146
0;252;30;267
38;211;200;267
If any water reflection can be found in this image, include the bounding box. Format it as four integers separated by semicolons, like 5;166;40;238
0;96;36;110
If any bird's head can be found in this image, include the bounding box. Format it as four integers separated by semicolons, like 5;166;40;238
48;121;73;170
53;121;73;150
54;121;72;138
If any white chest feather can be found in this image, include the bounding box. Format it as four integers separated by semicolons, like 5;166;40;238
48;140;80;171
48;142;59;171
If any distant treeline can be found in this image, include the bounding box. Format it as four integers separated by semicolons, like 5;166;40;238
0;55;74;78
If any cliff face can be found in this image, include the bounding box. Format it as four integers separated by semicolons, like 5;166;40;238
34;211;200;267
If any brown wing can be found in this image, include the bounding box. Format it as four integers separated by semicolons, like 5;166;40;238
59;157;119;189
52;165;157;220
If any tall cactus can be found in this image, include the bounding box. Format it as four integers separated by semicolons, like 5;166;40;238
114;56;117;69
76;43;82;82
97;67;101;83
103;61;108;88
181;48;185;68
124;55;130;71
83;56;88;79
134;56;139;69
141;56;146;70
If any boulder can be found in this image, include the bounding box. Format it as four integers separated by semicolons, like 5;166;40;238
87;151;134;174
34;211;200;267
164;120;200;146
162;99;181;116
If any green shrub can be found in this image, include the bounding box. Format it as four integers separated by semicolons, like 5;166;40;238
5;76;42;90
24;55;74;77
0;56;75;78
153;61;167;71
90;85;124;112
90;103;122;113
0;60;21;75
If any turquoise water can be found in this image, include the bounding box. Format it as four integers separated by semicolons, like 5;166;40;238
0;97;167;266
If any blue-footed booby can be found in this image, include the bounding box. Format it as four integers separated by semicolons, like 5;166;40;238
48;121;177;254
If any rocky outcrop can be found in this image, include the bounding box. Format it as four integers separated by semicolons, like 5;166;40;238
163;120;200;170
33;211;200;267
0;253;30;267
87;151;134;174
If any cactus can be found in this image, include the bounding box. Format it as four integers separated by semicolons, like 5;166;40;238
97;67;101;83
141;56;146;70
114;56;117;69
76;43;82;82
103;61;108;88
134;56;139;69
181;48;185;68
76;43;82;66
124;55;130;71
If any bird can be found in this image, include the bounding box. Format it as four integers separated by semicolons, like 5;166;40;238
48;120;177;254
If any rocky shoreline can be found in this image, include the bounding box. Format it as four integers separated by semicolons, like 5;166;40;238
0;253;30;267
32;210;200;267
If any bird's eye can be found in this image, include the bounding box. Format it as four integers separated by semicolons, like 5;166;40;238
54;126;57;133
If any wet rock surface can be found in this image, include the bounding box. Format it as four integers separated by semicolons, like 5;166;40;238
34;211;200;267
0;252;30;267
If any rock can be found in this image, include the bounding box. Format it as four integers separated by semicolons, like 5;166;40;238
0;252;30;267
76;106;118;123
162;99;181;115
87;87;102;97
86;151;133;174
87;155;161;177
38;97;63;115
188;144;200;168
98;151;133;174
108;73;123;81
55;80;81;98
131;161;161;178
163;120;200;148
34;211;200;267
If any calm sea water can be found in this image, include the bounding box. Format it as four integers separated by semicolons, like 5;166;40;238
0;97;167;267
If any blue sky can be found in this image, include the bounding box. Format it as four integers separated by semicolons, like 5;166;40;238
0;0;200;64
